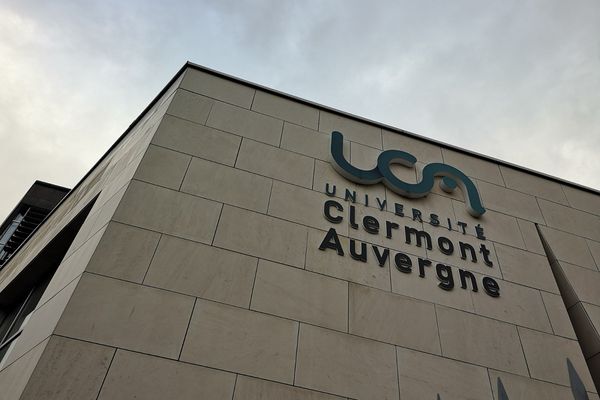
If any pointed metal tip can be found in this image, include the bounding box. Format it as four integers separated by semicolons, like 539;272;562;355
567;357;589;400
497;377;509;400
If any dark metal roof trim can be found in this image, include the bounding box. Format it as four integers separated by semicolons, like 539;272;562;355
31;180;70;193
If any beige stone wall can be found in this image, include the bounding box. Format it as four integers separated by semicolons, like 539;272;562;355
0;72;182;399
1;65;599;399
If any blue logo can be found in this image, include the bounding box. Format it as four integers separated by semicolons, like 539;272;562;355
330;131;486;217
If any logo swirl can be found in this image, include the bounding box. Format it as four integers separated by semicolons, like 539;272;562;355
330;131;486;217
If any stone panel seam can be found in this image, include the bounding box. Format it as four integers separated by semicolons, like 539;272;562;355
249;89;257;110
233;134;242;168
346;282;350;334
85;189;130;234
513;221;600;250
94;346;117;400
178;79;253;110
311;158;317;192
265;178;275;214
317;109;321;131
97;219;309;273
126;178;222;209
302;225;310;271
0;335;49;375
546;244;598;274
348;139;353;167
539;293;559;337
61;219;110;265
537;211;600;244
177;156;194;191
513;219;536;258
248;258;261;311
515;327;533;378
489;242;505;280
33;273;85;316
278;119;284;148
485;368;495;400
585;240;600;271
433;304;443;356
440;148;511;188
141;233;163;285
387;255;394;297
150;123;243;166
560;184;573;208
164;110;213;130
85;271;196;303
536;289;555;335
534;197;550;227
177;297;197;361
173;88;231;118
435;301;557;351
303;229;309;270
497;163;507;187
203;96;215;125
230;374;239;400
394;346;401;400
292;322;301;385
467;279;477;313
233;146;316;191
205;98;290;141
394;346;402;400
210;204;225;246
567;203;600;219
168;104;381;154
529;192;576;209
475;179;547;223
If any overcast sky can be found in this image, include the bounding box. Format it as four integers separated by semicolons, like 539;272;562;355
1;0;599;219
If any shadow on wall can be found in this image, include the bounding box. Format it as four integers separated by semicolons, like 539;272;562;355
436;359;589;399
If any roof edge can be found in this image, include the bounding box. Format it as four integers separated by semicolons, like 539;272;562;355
184;61;599;196
0;63;189;274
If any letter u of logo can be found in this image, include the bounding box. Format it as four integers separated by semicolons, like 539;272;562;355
330;131;486;217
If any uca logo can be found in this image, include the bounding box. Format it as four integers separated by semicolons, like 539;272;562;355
330;131;486;218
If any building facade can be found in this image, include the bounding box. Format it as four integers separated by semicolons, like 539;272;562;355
0;62;599;399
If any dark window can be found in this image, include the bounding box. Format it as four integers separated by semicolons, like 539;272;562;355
0;274;51;361
0;207;50;269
